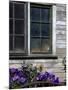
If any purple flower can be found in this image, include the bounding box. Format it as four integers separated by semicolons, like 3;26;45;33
12;75;20;81
18;70;25;77
54;77;59;84
19;77;26;83
36;77;39;81
9;68;18;75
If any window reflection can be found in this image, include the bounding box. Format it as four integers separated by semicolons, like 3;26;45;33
9;19;13;34
31;38;40;52
9;36;13;50
15;36;24;51
41;8;50;22
31;23;40;36
41;24;50;36
41;39;50;52
14;3;24;19
15;20;24;34
31;7;40;21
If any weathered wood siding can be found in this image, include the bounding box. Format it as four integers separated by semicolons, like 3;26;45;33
56;4;66;58
9;4;66;83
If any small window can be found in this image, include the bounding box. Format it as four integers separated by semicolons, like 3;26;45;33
30;4;52;54
9;2;26;53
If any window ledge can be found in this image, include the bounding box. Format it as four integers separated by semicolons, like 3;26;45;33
9;54;58;60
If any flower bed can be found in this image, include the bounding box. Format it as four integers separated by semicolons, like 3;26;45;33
9;64;59;89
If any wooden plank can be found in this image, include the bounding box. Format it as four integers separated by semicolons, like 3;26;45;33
56;11;66;21
56;21;66;25
9;58;64;64
56;25;66;30
9;64;22;68
56;5;66;12
9;63;64;69
9;60;24;63
56;48;66;54
56;30;66;35
56;54;66;58
56;34;66;40
56;40;66;44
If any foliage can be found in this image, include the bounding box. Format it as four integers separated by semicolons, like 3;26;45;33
9;64;59;89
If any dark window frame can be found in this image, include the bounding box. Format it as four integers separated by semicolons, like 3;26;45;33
30;4;52;54
9;1;28;54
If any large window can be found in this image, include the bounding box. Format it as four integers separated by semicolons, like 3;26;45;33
9;2;52;56
30;4;52;54
9;2;26;53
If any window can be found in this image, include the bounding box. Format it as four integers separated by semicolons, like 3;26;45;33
30;4;52;54
9;2;53;56
9;2;27;53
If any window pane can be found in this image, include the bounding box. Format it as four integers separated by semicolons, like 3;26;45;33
41;8;50;22
31;7;40;21
9;3;13;18
14;3;24;19
31;38;40;52
41;24;50;36
41;39;51;52
31;23;40;36
9;36;13;50
15;20;24;34
9;19;13;34
15;36;24;51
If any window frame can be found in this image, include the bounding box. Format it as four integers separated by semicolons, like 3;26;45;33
28;2;56;56
30;3;52;54
9;1;28;54
9;1;56;56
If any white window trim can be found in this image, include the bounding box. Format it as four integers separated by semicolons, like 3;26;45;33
52;5;56;55
28;2;56;55
28;2;30;55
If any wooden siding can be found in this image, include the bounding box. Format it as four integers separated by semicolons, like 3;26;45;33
9;4;66;83
56;4;66;58
56;4;66;82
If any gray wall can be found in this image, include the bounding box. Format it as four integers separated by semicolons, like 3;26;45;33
9;4;66;83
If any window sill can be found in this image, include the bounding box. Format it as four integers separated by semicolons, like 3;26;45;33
9;54;58;60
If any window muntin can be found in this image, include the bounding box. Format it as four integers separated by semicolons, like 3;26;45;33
9;2;26;53
30;4;52;54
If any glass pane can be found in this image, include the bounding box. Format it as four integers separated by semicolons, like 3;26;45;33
31;38;40;52
31;23;40;36
9;36;13;50
31;7;40;21
41;24;50;36
14;3;24;19
41;39;51;52
41;8;50;22
9;19;13;34
15;20;24;34
9;3;13;18
15;36;24;51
